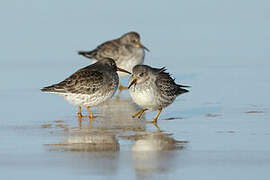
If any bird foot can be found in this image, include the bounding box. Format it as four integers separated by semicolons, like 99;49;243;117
144;121;160;129
119;84;128;91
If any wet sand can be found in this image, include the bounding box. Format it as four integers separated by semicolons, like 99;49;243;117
1;1;270;179
0;59;270;180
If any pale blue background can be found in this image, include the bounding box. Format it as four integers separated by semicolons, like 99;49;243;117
1;0;269;64
0;1;270;180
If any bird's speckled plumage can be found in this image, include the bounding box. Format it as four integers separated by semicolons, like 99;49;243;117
41;58;119;107
78;32;148;77
129;65;189;111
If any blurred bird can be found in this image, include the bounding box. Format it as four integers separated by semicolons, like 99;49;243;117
78;32;149;90
128;65;190;123
41;58;130;119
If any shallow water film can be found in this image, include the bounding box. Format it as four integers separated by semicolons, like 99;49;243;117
1;0;270;179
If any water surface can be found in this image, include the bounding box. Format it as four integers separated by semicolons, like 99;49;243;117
0;0;270;179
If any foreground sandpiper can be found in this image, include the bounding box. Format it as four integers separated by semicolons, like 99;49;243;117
78;32;149;90
128;65;190;123
41;58;130;119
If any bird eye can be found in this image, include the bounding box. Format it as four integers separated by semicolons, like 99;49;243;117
139;72;144;77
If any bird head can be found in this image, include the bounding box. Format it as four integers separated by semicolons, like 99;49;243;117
120;32;149;52
100;58;131;74
128;65;152;88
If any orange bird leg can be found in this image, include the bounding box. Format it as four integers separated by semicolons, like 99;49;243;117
152;108;162;123
78;106;82;118
86;106;94;119
119;82;128;91
132;108;148;118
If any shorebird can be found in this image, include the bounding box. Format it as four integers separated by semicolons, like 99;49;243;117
128;65;190;123
41;58;130;119
78;32;149;90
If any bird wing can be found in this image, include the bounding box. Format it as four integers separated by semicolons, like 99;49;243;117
155;70;189;97
95;41;121;61
41;67;105;95
78;40;121;62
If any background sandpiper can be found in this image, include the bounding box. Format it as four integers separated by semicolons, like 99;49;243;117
78;32;149;90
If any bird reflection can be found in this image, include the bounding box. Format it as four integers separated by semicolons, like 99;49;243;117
47;97;146;153
127;131;187;177
45;127;120;176
75;96;147;130
44;96;187;177
94;97;146;131
48;128;119;152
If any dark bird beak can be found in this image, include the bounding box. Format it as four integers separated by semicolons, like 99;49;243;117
137;42;150;52
128;77;137;89
117;67;131;74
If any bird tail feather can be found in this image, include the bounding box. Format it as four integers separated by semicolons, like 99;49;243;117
177;84;190;94
78;50;96;59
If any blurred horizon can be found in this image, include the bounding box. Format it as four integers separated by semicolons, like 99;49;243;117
0;0;269;67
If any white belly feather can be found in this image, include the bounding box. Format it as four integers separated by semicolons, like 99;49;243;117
59;90;115;107
129;85;160;111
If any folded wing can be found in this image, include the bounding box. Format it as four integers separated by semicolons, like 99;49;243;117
41;69;105;95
